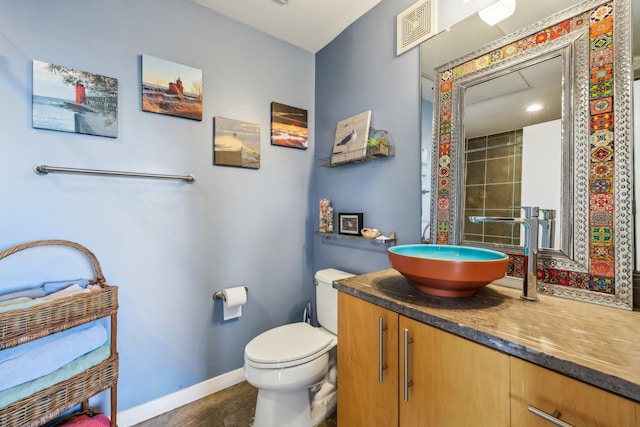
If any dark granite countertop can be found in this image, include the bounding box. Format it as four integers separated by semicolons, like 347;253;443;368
334;268;640;403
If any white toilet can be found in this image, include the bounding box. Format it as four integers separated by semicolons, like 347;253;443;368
244;268;354;427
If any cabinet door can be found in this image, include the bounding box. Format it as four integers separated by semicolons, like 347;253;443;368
511;357;640;427
399;316;510;427
338;293;399;427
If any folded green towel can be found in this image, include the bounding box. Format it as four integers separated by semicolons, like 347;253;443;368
0;297;43;313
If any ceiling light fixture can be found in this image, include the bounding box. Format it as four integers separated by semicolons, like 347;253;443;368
275;0;288;4
478;0;516;26
526;103;543;112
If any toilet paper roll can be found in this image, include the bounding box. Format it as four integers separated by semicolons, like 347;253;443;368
222;286;247;321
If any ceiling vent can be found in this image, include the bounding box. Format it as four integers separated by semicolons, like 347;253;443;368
397;0;437;56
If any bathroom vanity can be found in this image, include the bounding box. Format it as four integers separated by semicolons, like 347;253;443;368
335;269;640;426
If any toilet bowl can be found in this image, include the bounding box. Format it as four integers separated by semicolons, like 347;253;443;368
243;268;354;427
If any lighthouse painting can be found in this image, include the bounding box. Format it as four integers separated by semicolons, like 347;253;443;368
141;55;203;121
32;60;118;138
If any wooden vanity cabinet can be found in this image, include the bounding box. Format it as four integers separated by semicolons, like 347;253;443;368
337;292;399;426
338;293;510;426
511;357;640;427
337;292;640;426
400;315;510;426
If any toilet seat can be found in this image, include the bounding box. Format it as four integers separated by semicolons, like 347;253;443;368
245;322;336;369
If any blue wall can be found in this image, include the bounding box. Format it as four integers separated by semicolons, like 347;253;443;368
0;0;315;411
0;0;425;416
314;0;422;275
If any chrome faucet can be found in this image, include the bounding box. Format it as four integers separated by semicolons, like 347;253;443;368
539;209;556;248
469;206;539;301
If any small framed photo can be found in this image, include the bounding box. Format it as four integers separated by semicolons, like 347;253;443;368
338;213;364;236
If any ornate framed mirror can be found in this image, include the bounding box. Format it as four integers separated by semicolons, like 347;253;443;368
428;0;633;309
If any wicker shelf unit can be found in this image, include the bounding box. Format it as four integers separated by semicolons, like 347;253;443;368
0;240;118;427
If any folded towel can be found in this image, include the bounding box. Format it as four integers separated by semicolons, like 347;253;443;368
38;284;91;302
0;278;90;303
0;297;44;313
0;297;34;308
42;278;90;295
0;344;110;408
58;413;111;426
0;322;108;391
0;287;45;303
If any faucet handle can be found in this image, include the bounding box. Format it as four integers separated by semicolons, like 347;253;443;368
539;208;556;220
510;206;539;218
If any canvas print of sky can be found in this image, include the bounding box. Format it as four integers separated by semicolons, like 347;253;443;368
213;117;261;169
32;60;118;138
270;102;308;150
141;55;202;121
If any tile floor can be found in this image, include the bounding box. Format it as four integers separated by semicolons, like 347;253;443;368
132;381;337;427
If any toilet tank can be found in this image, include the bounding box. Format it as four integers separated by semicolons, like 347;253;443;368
315;268;354;335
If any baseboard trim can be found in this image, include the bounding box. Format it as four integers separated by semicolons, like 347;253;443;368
117;368;246;426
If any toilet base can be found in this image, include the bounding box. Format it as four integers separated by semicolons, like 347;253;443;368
253;389;314;427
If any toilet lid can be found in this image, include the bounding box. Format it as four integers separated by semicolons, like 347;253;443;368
245;322;334;365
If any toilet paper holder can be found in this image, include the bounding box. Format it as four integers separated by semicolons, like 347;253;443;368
213;286;248;301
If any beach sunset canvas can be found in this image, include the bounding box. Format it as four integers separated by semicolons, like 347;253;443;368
213;117;261;169
270;102;308;150
32;60;118;138
141;55;202;121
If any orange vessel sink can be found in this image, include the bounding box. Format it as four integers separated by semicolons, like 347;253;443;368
388;244;509;297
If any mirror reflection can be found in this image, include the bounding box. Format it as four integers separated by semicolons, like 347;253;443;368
420;0;636;310
462;55;562;249
420;0;580;248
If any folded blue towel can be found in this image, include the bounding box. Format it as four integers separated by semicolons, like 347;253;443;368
0;278;90;303
0;287;45;303
0;322;108;391
42;278;90;295
0;344;110;408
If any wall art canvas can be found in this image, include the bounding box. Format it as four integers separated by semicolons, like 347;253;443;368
32;60;118;138
213;117;261;169
331;110;371;166
141;55;202;121
270;102;308;150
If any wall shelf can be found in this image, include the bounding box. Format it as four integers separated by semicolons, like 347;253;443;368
318;128;395;168
317;152;395;168
315;231;396;246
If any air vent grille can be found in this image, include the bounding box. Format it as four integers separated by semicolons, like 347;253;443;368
397;0;437;56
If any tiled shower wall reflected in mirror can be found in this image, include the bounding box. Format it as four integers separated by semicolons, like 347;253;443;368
464;129;523;245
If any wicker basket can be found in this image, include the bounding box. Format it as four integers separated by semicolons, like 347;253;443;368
0;240;118;427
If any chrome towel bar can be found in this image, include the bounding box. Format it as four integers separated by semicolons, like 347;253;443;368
34;164;195;184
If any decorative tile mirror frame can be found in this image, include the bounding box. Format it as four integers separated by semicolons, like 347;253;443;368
430;0;633;309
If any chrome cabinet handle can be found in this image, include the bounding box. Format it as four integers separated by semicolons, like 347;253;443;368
528;405;574;427
378;317;388;383
403;328;414;401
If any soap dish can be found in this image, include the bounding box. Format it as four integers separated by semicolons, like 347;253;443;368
361;228;381;239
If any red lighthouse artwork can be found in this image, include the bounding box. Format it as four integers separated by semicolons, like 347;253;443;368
75;81;86;104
